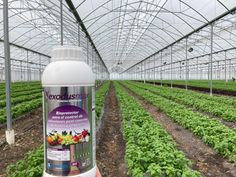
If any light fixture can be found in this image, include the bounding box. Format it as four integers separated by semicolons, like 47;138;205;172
188;47;193;52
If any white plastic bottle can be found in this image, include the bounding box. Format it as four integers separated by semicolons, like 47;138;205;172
42;46;96;177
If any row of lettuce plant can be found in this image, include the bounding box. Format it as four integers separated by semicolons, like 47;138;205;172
147;80;236;91
0;98;42;123
115;82;201;177
0;81;41;95
0;82;43;123
95;81;110;122
130;81;236;122
123;82;236;163
146;81;236;106
0;92;42;109
0;87;42;100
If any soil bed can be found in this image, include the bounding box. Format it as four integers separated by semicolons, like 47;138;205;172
144;88;236;129
96;82;129;177
121;83;236;177
0;108;43;177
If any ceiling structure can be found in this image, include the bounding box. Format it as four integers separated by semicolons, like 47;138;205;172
0;0;109;79
72;0;236;73
0;0;236;76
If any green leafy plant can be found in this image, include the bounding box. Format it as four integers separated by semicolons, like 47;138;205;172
123;81;236;163
6;146;44;177
129;81;236;122
148;80;236;92
95;81;110;122
115;82;201;177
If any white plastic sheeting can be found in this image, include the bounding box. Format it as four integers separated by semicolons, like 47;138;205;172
0;0;109;81
73;0;236;73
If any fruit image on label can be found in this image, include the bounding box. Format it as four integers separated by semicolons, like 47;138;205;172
46;105;92;175
47;105;90;146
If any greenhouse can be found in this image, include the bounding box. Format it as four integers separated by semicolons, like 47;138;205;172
1;0;236;177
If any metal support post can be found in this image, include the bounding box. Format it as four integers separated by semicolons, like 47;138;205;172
78;24;80;46
229;59;231;80
148;62;150;80
87;38;89;64
39;55;41;81
179;61;181;79
170;46;173;88
225;51;227;82
154;55;156;84
3;0;14;144
161;52;163;86
210;23;213;96
144;61;146;83
196;58;199;80
27;50;29;81
20;60;22;81
92;49;94;73
60;0;63;45
185;38;188;90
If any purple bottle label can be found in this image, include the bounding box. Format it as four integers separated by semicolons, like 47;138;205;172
43;86;94;176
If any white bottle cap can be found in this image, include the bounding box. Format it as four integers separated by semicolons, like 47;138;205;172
51;46;86;61
42;45;95;86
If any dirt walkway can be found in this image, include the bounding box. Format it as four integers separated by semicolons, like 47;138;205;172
121;83;236;177
96;83;129;177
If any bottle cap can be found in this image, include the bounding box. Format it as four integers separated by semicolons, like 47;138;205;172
51;46;86;61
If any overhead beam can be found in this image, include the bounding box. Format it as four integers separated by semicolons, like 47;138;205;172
122;6;236;73
65;0;109;73
0;39;50;58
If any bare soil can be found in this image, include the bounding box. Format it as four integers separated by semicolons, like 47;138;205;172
96;83;129;177
121;83;236;177
0;108;43;177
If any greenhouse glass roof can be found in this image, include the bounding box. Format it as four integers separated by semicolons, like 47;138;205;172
0;0;236;73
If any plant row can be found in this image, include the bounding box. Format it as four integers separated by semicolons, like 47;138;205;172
130;81;236;122
123;82;236;163
0;81;40;89
0;98;42;123
0;87;42;100
0;84;42;97
147;80;236;91
146;81;236;106
115;82;201;177
0;82;43;123
0;81;40;87
0;92;42;109
95;81;110;122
